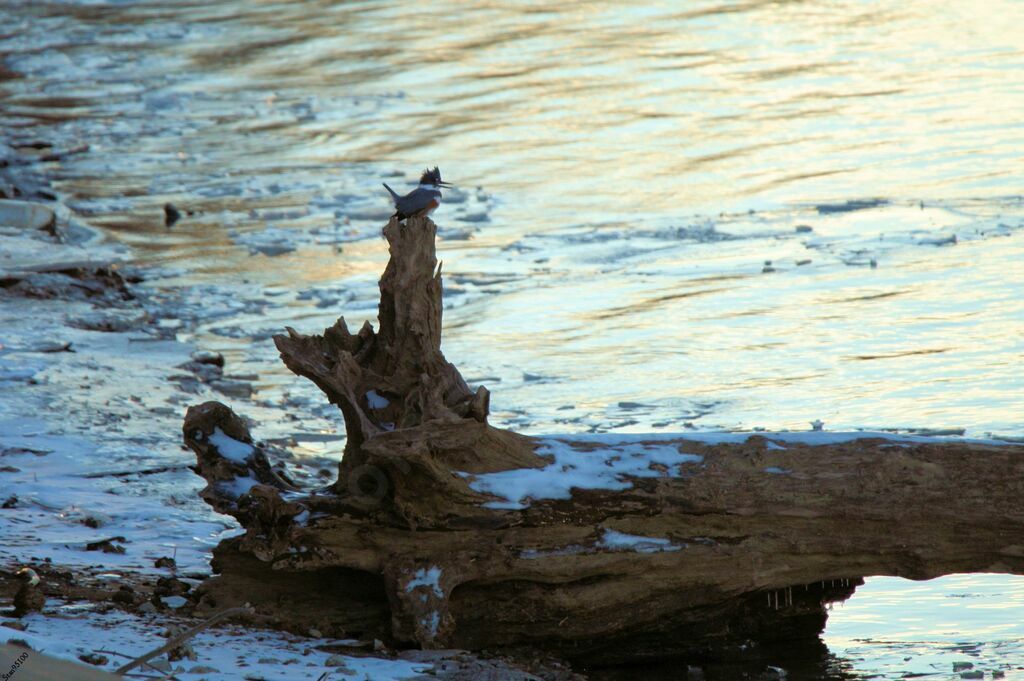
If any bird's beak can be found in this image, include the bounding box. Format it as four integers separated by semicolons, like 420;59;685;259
438;181;454;188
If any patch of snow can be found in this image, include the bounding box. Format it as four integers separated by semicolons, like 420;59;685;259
420;611;440;637
209;427;254;463
599;528;682;554
765;440;787;450
405;566;443;598
764;466;792;475
217;475;260;498
366;390;389;409
466;438;704;510
0;605;431;680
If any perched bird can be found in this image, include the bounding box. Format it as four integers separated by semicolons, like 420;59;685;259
13;567;44;616
383;167;453;221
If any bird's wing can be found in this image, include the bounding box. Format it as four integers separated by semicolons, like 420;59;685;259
395;187;437;216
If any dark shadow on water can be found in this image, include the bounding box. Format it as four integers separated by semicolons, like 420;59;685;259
584;638;861;681
578;579;866;681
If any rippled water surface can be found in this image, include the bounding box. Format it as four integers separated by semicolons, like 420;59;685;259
2;0;1023;676
824;574;1024;680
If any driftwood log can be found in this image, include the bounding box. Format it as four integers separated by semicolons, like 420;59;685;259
184;216;1024;666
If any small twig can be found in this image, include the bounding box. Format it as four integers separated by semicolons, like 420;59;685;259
95;649;170;676
114;606;253;675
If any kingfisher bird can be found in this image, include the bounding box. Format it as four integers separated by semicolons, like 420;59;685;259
383;167;453;221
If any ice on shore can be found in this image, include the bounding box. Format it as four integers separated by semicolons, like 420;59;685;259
0;606;430;681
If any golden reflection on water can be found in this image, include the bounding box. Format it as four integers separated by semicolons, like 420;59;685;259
35;0;1024;245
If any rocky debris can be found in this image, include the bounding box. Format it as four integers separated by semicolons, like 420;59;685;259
67;309;148;333
111;585;137;606
188;666;220;674
2;266;135;303
79;652;109;666
191;350;225;367
84;537;127;554
324;654;354;671
163;624;198;661
13;568;45;616
172;353;257;398
399;648;585;681
164;202;181;227
1;196;135;309
154;576;191;598
0;150;58;202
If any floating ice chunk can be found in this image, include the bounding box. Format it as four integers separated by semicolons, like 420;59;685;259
599;529;681;554
366;390;389;409
405;566;443;597
209;427;254;463
467;439;704;510
231;226;299;256
0;360;42;381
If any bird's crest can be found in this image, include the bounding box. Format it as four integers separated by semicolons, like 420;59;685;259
419;166;442;186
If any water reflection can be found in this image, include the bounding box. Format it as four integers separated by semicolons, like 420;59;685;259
825;574;1024;679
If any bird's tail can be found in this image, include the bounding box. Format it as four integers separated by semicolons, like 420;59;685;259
382;182;400;201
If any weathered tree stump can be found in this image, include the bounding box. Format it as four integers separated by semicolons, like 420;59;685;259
184;215;1024;666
